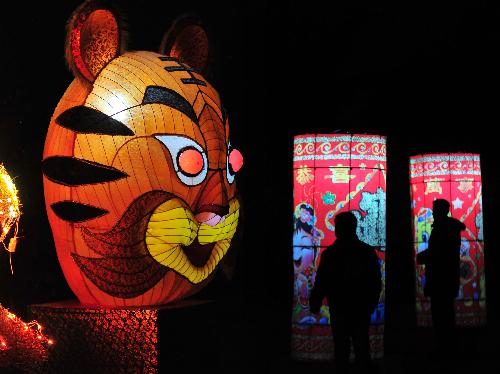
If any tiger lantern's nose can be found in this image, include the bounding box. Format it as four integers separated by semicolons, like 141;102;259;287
194;170;229;226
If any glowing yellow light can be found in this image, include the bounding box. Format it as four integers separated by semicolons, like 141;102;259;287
0;164;21;273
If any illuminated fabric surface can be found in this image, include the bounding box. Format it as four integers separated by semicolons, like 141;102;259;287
42;2;242;306
410;153;486;326
291;134;386;361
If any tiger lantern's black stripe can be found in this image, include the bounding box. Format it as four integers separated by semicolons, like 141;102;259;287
181;77;207;86
55;106;135;136
42;156;128;186
142;86;199;124
51;201;109;222
158;56;179;62
165;65;194;72
158;55;207;86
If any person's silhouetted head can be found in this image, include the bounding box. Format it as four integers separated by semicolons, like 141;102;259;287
334;211;358;239
433;199;450;222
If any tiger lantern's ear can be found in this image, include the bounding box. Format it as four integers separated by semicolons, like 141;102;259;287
160;15;211;76
65;0;125;82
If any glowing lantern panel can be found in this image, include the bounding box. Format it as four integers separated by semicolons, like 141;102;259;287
409;154;485;326
292;134;386;361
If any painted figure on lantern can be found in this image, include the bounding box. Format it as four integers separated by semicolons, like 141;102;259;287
42;0;243;306
292;203;326;325
294;204;323;246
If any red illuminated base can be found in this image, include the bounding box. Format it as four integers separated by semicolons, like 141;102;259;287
416;300;487;327
291;323;384;361
28;299;216;374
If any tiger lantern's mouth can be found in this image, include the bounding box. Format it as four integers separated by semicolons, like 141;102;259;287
145;196;240;284
183;205;230;266
72;191;239;299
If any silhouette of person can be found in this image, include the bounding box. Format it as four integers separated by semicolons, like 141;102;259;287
416;198;465;357
310;211;381;373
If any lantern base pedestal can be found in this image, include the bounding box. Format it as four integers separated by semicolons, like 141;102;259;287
291;323;384;361
28;299;217;374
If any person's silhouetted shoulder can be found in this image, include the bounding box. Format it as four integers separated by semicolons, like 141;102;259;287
447;216;466;233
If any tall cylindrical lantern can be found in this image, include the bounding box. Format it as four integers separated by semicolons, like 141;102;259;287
291;134;386;360
409;153;486;326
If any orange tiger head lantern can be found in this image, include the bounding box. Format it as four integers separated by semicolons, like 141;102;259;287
42;1;243;306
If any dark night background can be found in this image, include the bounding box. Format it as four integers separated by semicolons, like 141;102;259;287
2;0;500;372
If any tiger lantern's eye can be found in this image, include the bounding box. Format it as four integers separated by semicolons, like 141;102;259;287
227;147;243;184
156;135;208;186
177;147;204;176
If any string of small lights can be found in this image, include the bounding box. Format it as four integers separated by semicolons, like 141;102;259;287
1;164;54;370
0;304;54;370
0;304;54;349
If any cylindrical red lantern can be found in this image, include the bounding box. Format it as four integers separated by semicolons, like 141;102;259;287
291;134;386;361
409;153;486;326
